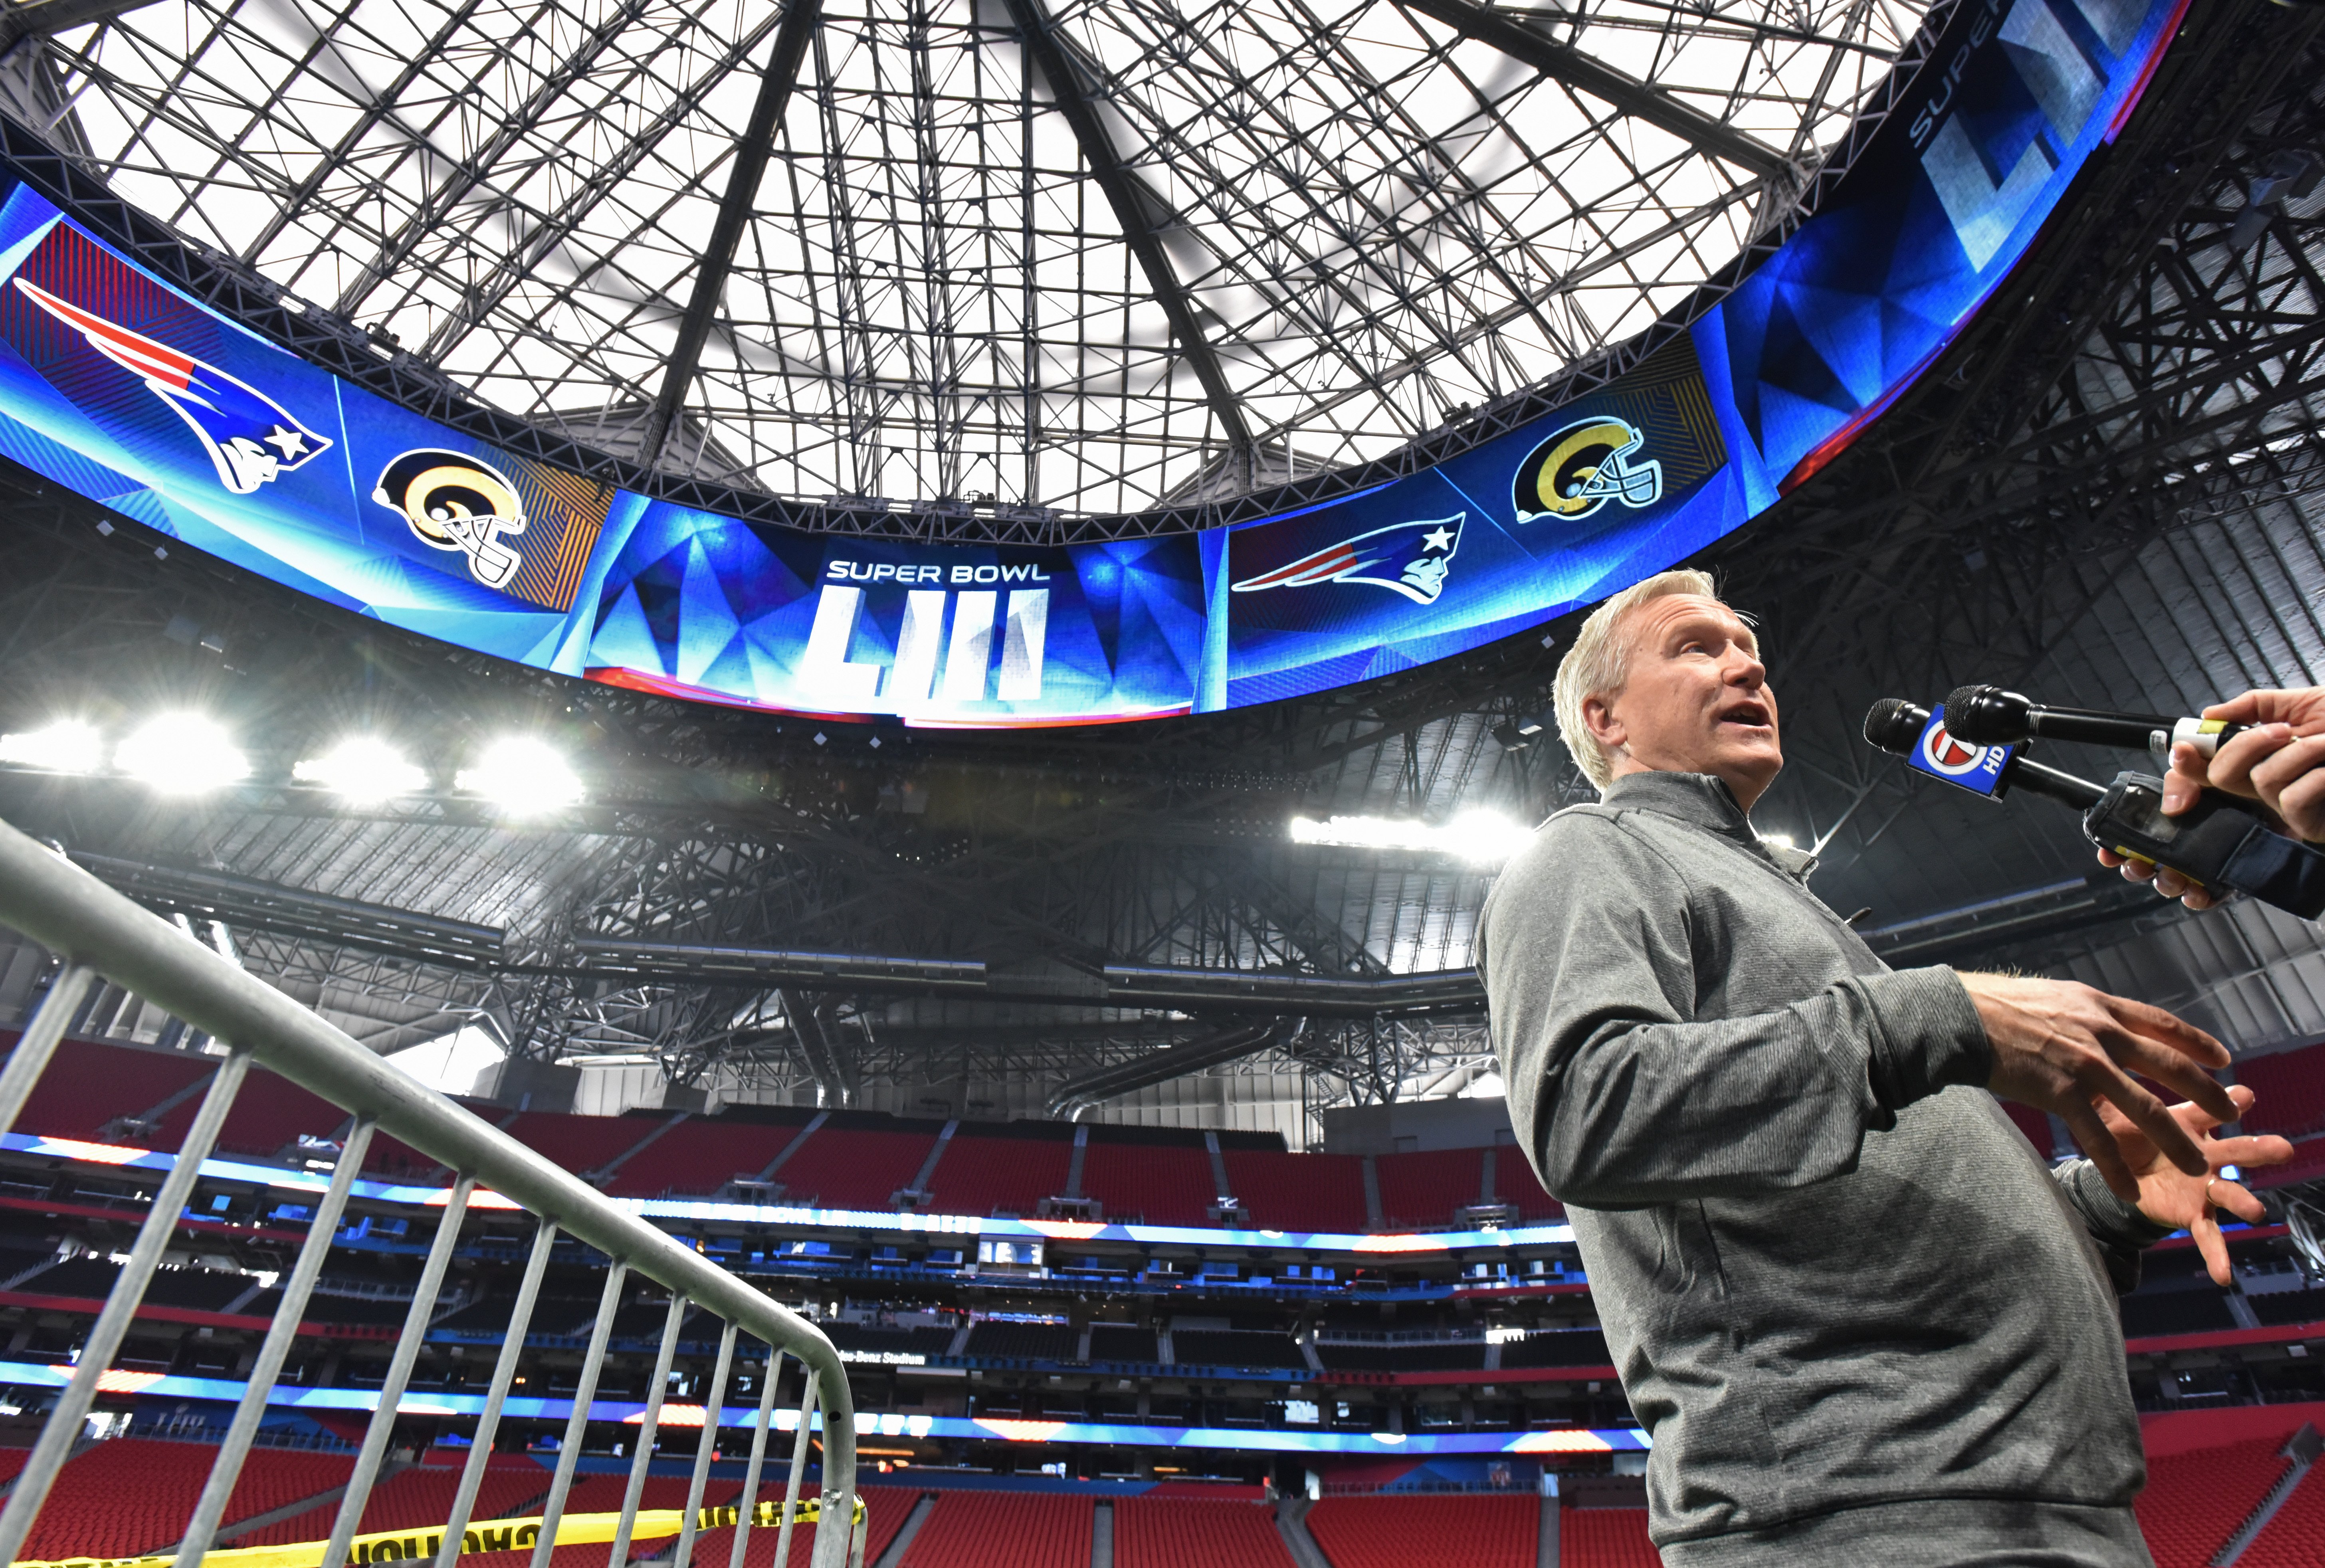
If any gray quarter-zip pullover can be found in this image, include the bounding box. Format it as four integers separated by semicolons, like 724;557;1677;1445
1477;771;2167;1565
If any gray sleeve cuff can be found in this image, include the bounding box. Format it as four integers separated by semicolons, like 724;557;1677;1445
1861;966;1995;1111
2053;1158;2178;1250
2051;1159;2176;1293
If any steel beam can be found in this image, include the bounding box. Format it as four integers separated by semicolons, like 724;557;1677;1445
0;0;154;57
640;0;824;469
1396;0;1785;177
998;0;1256;482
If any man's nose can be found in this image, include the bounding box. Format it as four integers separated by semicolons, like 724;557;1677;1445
1721;645;1767;687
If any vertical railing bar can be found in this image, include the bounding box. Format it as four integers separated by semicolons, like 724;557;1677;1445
673;1321;738;1568
846;1509;867;1568
172;1119;380;1568
0;961;95;1137
770;1373;818;1568
608;1292;690;1568
727;1350;784;1568
321;1176;478;1568
0;1045;253;1568
529;1258;629;1568
433;1217;560;1568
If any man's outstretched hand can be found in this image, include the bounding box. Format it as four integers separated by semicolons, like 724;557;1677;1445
1959;972;2237;1200
2091;1083;2292;1286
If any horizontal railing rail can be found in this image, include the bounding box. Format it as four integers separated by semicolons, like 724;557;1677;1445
0;817;859;1568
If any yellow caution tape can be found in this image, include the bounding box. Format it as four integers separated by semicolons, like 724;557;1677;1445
14;1496;865;1568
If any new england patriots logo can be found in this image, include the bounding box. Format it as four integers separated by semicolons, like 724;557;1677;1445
12;279;331;496
1231;513;1464;606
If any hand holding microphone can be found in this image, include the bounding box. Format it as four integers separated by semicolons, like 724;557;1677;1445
2101;687;2325;909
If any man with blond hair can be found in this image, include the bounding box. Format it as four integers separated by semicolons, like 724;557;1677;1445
1477;568;2288;1566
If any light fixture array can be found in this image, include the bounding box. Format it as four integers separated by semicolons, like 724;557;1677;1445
1287;810;1522;864
0;717;584;809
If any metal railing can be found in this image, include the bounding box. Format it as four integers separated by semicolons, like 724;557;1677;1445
0;818;860;1568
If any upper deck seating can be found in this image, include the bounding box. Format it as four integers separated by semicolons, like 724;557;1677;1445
776;1127;938;1211
8;1036;212;1144
1220;1151;1369;1234
602;1119;790;1198
1373;1149;1484;1229
925;1133;1074;1217
1077;1138;1216;1226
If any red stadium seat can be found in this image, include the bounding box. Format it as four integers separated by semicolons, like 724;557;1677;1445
1373;1150;1485;1229
1115;1495;1292;1568
2240;1462;2325;1566
2136;1438;2294;1568
602;1120;795;1198
925;1134;1075;1217
776;1128;939;1212
1221;1152;1369;1234
1305;1495;1536;1568
2235;1045;2325;1143
1488;1150;1565;1224
1079;1140;1217;1226
236;1452;551;1546
899;1492;1091;1568
1560;1507;1662;1567
501;1113;668;1177
683;1483;917;1568
17;1440;354;1560
5;1036;213;1145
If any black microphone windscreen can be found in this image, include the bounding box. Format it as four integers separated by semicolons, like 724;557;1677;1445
1941;683;2030;745
1864;698;1926;756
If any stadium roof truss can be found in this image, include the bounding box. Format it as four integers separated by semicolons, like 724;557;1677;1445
10;0;1913;515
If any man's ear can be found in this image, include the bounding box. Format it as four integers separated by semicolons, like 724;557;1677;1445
1582;691;1624;753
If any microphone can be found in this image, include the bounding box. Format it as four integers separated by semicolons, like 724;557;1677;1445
1864;697;2325;920
1942;683;2248;758
1864;698;2104;809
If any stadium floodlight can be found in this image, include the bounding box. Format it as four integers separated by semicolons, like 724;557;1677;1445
0;720;105;772
1288;809;1521;863
293;737;429;804
457;737;583;811
114;714;249;794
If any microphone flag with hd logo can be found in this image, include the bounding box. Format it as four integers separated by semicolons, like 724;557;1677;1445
374;449;530;590
1906;705;2015;798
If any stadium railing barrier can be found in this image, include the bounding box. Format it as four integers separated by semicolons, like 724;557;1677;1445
0;817;862;1568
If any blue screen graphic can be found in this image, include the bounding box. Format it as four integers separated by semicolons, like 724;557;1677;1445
0;0;2185;727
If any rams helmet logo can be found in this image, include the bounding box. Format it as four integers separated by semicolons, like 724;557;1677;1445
374;449;529;589
1511;417;1662;524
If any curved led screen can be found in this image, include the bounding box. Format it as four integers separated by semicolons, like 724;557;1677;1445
0;0;2181;729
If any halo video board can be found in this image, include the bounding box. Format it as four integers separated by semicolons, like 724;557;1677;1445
0;0;2182;728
